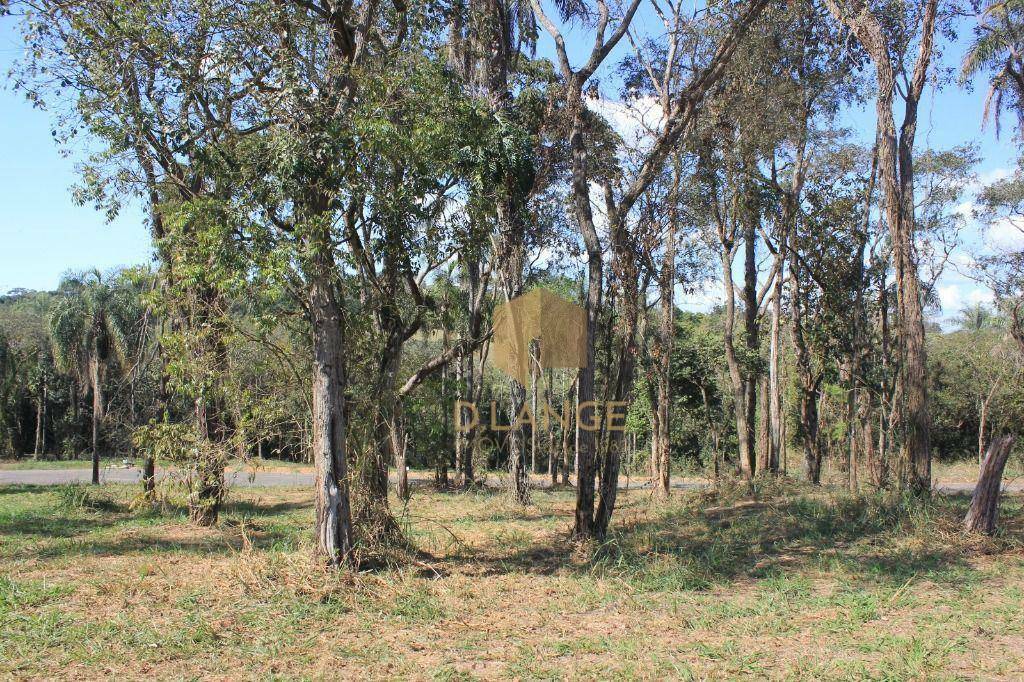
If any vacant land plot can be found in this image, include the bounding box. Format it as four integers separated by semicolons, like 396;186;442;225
1;480;1023;680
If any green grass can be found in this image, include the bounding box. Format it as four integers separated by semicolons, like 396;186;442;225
0;479;1022;678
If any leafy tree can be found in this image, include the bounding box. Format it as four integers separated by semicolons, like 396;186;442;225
956;302;999;331
49;271;143;484
961;0;1024;136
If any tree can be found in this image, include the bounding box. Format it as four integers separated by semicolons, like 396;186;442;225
961;0;1024;136
49;271;141;484
956;302;998;331
824;0;941;495
531;0;770;540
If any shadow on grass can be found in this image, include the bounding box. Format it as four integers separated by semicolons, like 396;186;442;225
0;484;61;496
1;492;309;561
462;484;1023;589
225;497;312;516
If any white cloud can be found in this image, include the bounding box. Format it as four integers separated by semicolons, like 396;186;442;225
986;216;1024;250
953;201;975;219
979;167;1013;186
949;251;977;269
938;284;962;313
937;284;994;319
585;95;665;147
967;167;1013;195
966;288;994;305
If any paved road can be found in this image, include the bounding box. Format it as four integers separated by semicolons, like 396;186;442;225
0;468;314;487
0;467;1021;495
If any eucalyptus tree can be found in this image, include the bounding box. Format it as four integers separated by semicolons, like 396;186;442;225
49;271;142;484
787;148;873;483
530;0;769;539
686;0;864;479
824;0;941;495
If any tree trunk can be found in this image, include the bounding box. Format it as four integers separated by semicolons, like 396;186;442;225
546;369;557;486
978;379;1000;465
90;352;102;485
566;81;604;540
964;434;1016;535
189;395;226;526
823;0;937;496
650;159;678;496
767;263;784;475
142;457;156;496
507;380;531;504
530;341;539;475
34;377;45;459
310;274;355;566
393;402;410;502
844;362;859;492
561;375;576;487
456;258;486;490
741;209;759;477
790;258;822;484
721;247;752;478
757;375;770;473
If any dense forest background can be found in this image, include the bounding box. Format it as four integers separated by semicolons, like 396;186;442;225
3;281;1022;474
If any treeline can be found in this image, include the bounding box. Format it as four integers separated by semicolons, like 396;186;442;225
3;280;1022;493
3;0;1024;564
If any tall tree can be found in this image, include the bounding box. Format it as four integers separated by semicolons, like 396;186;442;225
824;0;940;494
49;271;140;484
532;0;769;538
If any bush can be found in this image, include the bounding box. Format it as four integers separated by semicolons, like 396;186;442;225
54;484;119;513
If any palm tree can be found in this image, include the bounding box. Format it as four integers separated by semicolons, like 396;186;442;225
961;0;1024;136
49;271;140;484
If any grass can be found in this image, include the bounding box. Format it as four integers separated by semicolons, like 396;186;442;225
933;457;1024;486
1;478;1023;679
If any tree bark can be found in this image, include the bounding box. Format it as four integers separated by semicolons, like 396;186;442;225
721;246;752;478
823;0;938;496
90;348;102;485
741;204;759;477
790;259;823;483
309;273;355;566
964;434;1016;535
561;375;576;486
651;160;678;496
767;267;784;475
34;376;45;459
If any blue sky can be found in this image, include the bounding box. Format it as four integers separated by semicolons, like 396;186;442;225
0;19;151;295
0;8;1018;324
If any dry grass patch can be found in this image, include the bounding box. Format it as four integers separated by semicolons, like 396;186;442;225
1;479;1023;679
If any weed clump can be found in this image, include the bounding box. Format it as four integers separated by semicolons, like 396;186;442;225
54;483;121;513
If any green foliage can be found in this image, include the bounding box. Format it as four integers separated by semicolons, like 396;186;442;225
928;327;1024;458
54;483;119;512
48;270;141;383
